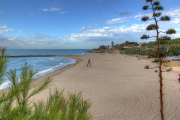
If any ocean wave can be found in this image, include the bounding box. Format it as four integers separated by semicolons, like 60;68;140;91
35;63;64;76
31;64;36;66
0;78;21;90
0;57;76;90
47;58;53;60
0;81;11;89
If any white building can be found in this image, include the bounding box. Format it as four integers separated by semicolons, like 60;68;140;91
123;46;131;49
106;45;113;49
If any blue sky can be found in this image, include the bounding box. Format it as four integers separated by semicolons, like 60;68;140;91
0;0;180;49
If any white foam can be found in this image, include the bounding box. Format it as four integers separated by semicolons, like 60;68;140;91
0;81;11;89
0;58;76;90
47;58;53;60
35;63;64;76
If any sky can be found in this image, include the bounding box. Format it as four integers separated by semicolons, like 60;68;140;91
0;0;180;49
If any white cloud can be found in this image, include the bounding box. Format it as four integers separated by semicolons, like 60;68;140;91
60;11;67;14
0;25;13;33
0;25;7;29
134;7;180;20
106;17;129;24
162;7;180;18
1;6;180;49
41;9;48;12
77;23;99;30
77;26;86;30
134;12;152;20
1;20;179;49
51;7;61;11
19;30;22;32
4;28;13;32
41;7;61;12
41;3;67;14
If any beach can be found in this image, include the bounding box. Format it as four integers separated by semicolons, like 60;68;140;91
12;53;180;119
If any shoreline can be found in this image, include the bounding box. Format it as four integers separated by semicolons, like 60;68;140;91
2;53;180;119
8;55;86;57
30;55;84;89
0;55;85;92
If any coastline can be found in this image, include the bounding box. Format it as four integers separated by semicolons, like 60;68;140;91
8;55;85;57
30;55;84;89
0;55;85;92
2;53;180;119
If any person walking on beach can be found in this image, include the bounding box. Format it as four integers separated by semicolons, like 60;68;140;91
87;58;91;67
178;74;180;83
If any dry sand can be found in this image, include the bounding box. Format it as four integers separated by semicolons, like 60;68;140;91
26;54;180;119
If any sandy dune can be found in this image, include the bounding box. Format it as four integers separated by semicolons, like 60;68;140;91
29;53;180;120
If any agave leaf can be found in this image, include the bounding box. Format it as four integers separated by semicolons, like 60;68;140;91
141;16;149;21
166;29;176;34
146;24;158;30
153;12;161;17
143;5;149;10
157;36;171;44
154;6;163;10
160;16;170;21
153;1;160;6
141;34;150;39
146;0;153;2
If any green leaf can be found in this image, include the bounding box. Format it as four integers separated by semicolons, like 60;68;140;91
141;16;149;21
0;48;9;86
160;16;170;21
142;5;149;10
141;34;150;39
154;6;164;10
166;29;176;34
146;24;159;30
153;1;160;6
158;36;171;44
153;12;161;17
146;0;153;2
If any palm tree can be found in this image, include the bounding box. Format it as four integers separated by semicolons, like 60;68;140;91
111;41;114;48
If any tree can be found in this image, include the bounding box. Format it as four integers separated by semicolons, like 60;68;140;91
0;47;92;119
111;41;114;48
141;1;176;120
125;41;129;45
99;45;106;50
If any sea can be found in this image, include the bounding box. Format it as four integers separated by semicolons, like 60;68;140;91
0;49;96;90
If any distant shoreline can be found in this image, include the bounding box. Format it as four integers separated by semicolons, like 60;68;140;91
8;55;88;57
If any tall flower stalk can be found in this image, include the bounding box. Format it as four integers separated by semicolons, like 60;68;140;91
141;0;176;120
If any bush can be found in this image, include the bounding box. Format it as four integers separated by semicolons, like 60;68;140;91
124;47;140;54
0;48;92;120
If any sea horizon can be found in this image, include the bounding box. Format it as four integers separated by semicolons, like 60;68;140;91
6;49;95;56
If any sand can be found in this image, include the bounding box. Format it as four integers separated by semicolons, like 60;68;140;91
7;54;180;119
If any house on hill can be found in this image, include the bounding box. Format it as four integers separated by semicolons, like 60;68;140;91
106;45;113;49
123;45;133;49
114;44;120;48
